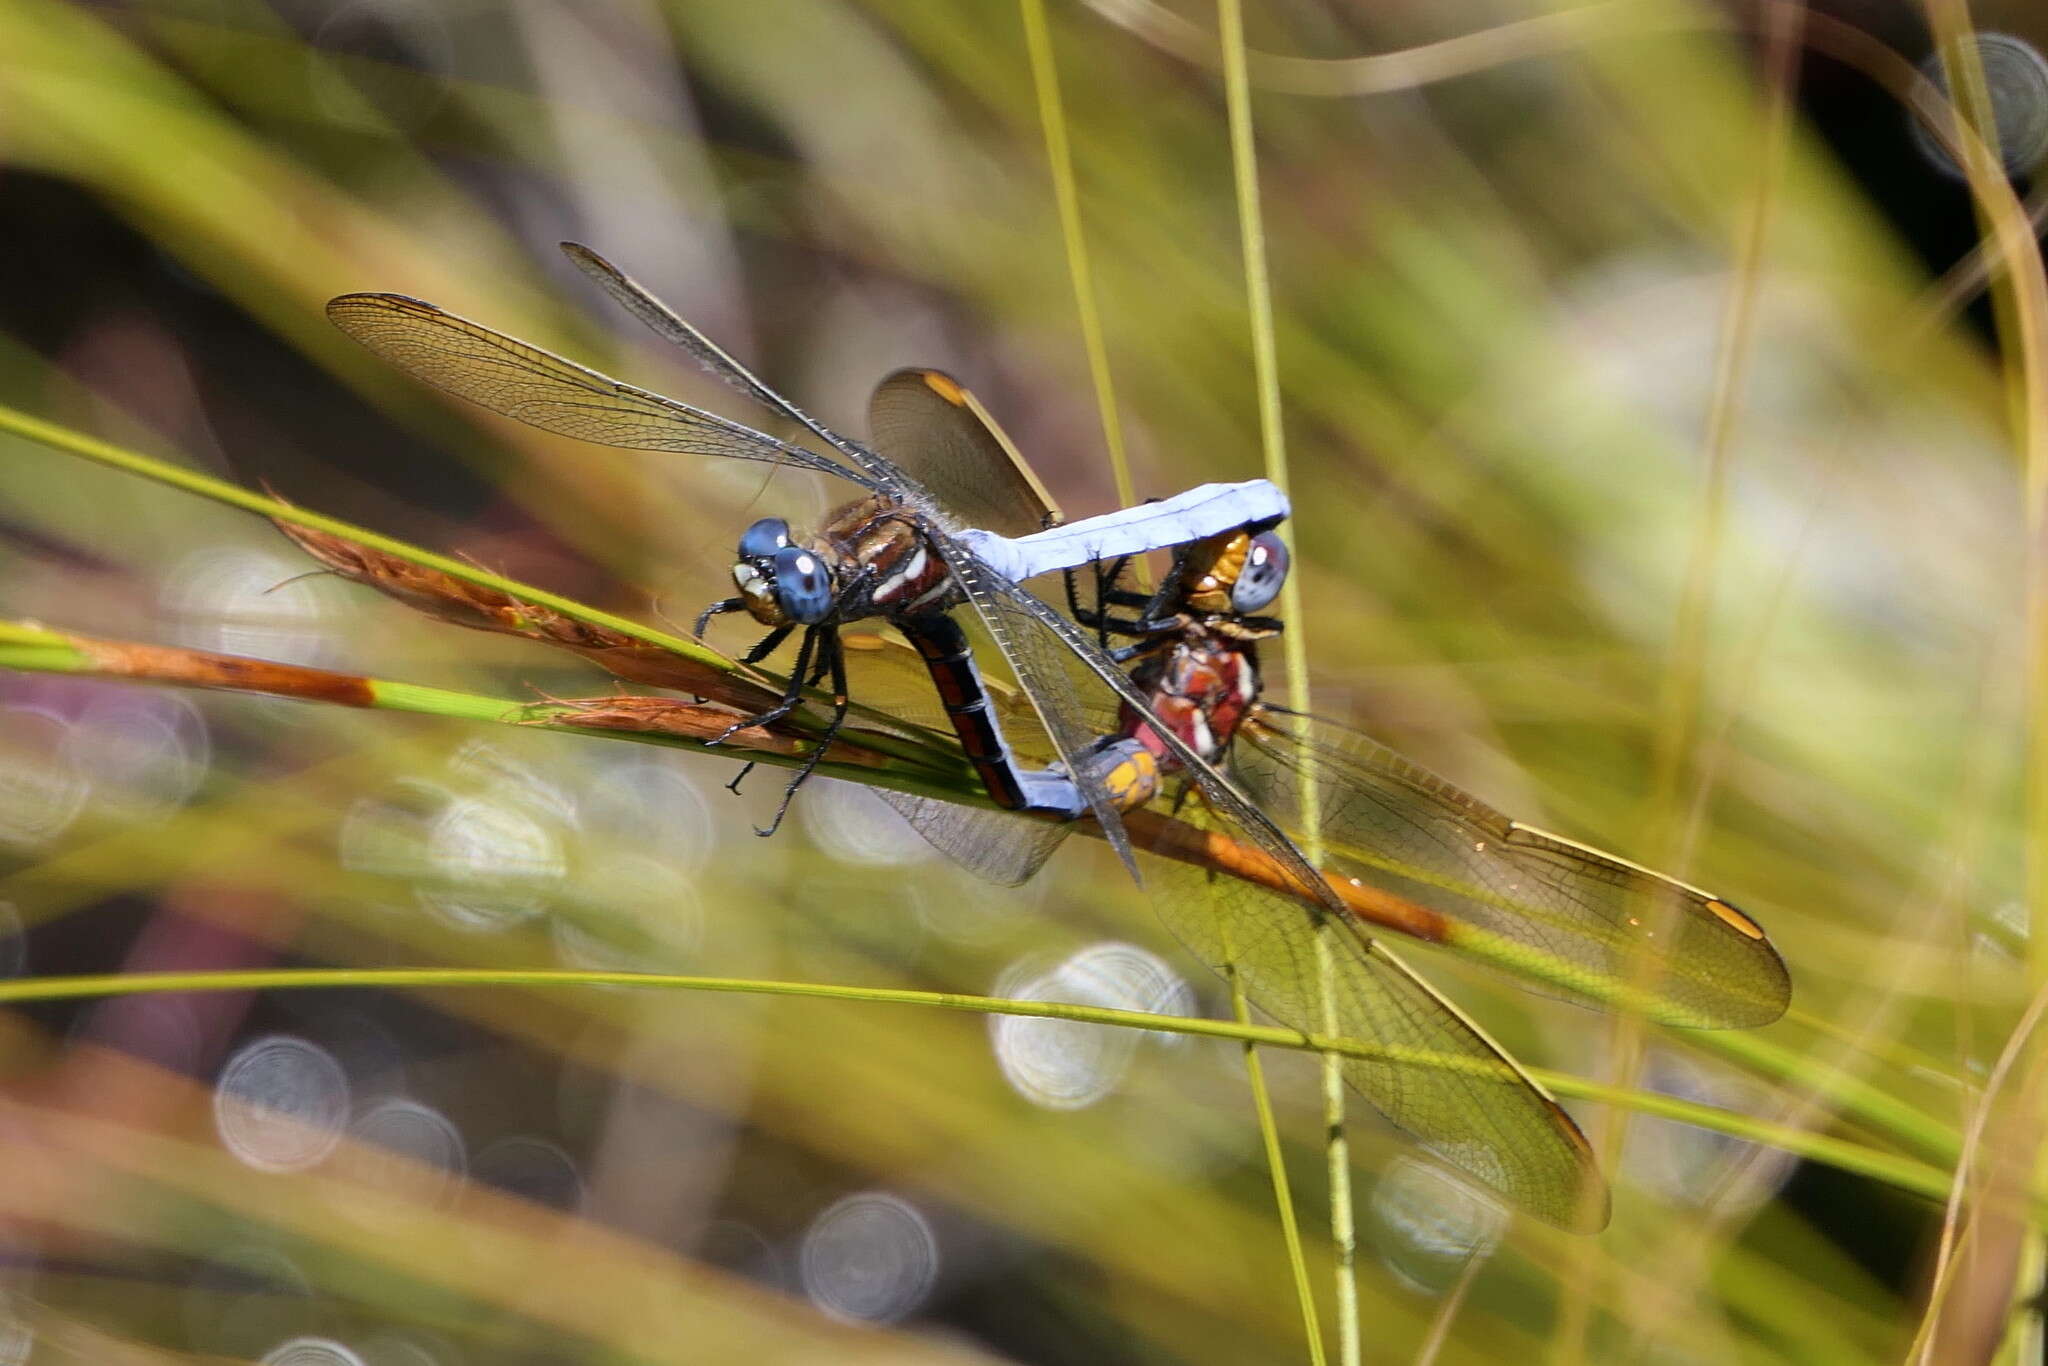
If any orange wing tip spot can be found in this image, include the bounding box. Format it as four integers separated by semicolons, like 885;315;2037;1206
919;370;969;406
1707;898;1768;941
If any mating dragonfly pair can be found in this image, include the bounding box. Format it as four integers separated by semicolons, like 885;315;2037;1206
328;245;1790;1233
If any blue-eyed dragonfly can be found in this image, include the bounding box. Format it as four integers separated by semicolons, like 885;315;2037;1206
326;243;1284;861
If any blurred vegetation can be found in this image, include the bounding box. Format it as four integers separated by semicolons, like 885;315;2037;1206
0;0;2045;1361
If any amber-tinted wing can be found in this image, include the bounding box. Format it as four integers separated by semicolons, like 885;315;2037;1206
868;368;1062;540
326;295;869;484
1145;814;1609;1231
1232;709;1790;1029
935;588;1613;1226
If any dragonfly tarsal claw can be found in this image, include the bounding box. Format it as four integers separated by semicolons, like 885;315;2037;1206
694;596;746;639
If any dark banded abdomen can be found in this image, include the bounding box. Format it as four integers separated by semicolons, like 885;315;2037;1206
900;613;1042;812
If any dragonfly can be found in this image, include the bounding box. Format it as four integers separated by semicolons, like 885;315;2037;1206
325;243;1285;856
329;244;1790;1230
1033;527;1787;1228
1074;534;1791;1032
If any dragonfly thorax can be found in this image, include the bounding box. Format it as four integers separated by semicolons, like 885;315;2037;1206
1121;630;1262;769
826;495;956;619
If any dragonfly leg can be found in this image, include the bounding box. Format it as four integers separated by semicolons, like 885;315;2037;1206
1105;637;1169;666
694;596;747;638
1091;605;1193;641
1068;557;1184;652
714;567;867;750
725;762;756;795
711;624;818;744
802;640;835;687
1065;554;1134;636
739;625;794;666
756;628;850;837
1128;547;1190;626
1079;548;1196;642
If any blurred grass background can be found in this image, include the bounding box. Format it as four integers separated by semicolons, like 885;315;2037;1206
0;0;2043;1360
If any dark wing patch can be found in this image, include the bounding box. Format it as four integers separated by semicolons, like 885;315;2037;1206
868;368;1061;540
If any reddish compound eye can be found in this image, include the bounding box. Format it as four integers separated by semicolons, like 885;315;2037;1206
1231;532;1289;614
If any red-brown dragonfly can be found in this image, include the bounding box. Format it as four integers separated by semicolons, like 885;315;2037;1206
877;413;1790;1234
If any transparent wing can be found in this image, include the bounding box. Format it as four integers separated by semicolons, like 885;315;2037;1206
1146;815;1609;1232
326;294;871;485
944;547;1141;878
837;629;1064;758
867;368;1061;540
920;571;1610;1224
872;793;1073;886
560;242;913;497
941;553;1358;918
1234;710;1791;1028
835;631;1074;883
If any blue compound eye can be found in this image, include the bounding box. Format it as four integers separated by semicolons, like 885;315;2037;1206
771;545;835;624
1231;531;1289;614
737;517;792;560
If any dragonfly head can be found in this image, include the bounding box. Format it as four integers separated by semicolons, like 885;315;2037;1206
732;518;836;626
1182;528;1290;617
1229;530;1289;614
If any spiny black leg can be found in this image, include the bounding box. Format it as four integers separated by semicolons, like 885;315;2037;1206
802;642;834;688
694;596;746;638
1066;554;1127;631
1133;545;1189;626
1081;602;1187;646
757;629;851;837
747;568;870;834
726;762;756;794
713;625;816;744
1108;638;1170;666
1062;563;1089;626
740;625;793;665
1093;552;1152;612
1073;554;1139;640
